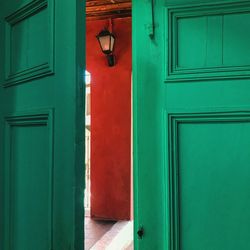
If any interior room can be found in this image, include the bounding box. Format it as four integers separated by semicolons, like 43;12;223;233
85;1;133;249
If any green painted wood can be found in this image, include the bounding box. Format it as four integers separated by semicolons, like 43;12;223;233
133;0;166;249
133;0;250;249
0;0;85;249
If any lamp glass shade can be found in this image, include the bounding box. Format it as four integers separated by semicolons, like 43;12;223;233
96;30;115;55
110;35;115;52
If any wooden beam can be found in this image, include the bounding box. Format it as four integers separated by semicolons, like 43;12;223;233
86;0;131;20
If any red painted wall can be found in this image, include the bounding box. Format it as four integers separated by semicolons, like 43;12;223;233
86;17;132;220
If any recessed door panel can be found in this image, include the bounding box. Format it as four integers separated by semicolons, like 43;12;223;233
169;114;250;250
6;114;53;250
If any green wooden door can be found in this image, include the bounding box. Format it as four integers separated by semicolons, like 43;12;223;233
133;0;250;249
0;0;85;249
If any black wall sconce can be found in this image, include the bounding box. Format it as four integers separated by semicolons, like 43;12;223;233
96;29;115;67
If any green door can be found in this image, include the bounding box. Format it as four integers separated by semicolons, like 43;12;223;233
133;0;250;249
0;0;85;249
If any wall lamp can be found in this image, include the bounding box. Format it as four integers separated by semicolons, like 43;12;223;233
96;29;115;67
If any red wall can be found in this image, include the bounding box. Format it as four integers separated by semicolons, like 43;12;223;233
86;17;132;220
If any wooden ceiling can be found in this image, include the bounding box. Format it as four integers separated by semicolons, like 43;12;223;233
86;0;132;20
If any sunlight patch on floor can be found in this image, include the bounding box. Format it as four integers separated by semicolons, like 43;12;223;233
90;221;133;250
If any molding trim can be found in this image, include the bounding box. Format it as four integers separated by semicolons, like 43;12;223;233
4;0;55;87
166;1;250;83
3;110;54;249
168;111;250;249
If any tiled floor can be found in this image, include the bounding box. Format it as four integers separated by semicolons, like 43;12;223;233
85;218;116;250
85;217;133;250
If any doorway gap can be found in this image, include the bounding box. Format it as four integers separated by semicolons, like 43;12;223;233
84;14;133;250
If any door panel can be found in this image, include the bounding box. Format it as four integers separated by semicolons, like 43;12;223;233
4;0;54;87
0;0;85;249
6;113;53;250
169;113;250;250
167;1;250;82
133;0;250;249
